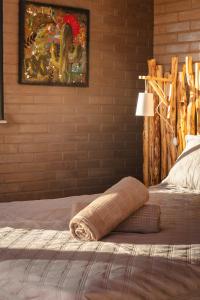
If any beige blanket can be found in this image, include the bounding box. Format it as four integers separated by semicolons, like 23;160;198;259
70;201;161;233
70;177;149;240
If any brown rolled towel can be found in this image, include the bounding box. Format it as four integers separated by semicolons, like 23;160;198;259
69;202;160;234
69;177;149;241
114;204;161;233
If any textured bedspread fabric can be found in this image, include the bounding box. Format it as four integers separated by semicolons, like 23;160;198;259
0;184;200;300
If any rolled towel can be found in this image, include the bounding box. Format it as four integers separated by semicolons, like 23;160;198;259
113;204;161;233
69;202;160;233
69;177;149;241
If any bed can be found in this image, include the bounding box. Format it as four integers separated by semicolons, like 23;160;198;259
0;183;199;300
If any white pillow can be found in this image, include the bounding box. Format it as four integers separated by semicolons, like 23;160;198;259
163;136;200;190
185;135;200;150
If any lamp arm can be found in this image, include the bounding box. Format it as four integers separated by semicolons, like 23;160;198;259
139;75;171;83
139;74;171;106
138;74;178;146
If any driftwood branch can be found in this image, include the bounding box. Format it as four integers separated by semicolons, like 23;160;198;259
141;55;199;186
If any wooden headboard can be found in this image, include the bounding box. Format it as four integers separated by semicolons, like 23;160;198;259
143;56;200;186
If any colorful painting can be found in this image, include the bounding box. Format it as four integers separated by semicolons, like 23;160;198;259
19;1;89;86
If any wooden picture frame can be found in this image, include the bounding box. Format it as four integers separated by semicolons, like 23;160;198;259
19;0;90;87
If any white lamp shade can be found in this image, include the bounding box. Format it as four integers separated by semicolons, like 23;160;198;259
135;92;154;116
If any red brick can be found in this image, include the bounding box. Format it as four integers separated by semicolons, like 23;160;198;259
154;33;178;45
0;183;19;193
46;161;73;170
63;151;88;160
63;115;87;124
47;105;75;114
89;96;113;104
34;95;63;104
154;21;190;34
89;133;112;143
19;162;48;173
0;144;18;153
19;124;48;133
178;31;200;42
155;43;190;55
89;150;114;159
76;124;101;133
4;171;55;183
190;42;200;52
32;134;62;143
19;144;48;153
155;1;191;14
20;181;50;192
77;177;102;188
35;152;62;162
4;134;30;144
192;0;200;8
13;114;49;124
0;153;34;163
101;104;126;114
48;124;76;134
179;9;200;21
88;168;113;177
154;12;178;25
76;142;101;151
77;160;100;168
20;104;48;114
5;95;34;104
88;114;113;124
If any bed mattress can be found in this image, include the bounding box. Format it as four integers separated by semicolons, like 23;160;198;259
0;184;199;300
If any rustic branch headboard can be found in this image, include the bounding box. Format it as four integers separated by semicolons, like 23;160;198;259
143;56;200;186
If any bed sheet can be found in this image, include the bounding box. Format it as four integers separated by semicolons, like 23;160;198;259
0;184;199;300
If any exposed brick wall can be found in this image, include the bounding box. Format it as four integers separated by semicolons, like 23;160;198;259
0;0;153;202
154;0;200;69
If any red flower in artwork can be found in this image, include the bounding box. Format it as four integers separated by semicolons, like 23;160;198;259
63;14;80;37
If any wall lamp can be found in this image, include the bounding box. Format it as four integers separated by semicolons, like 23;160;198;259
135;75;178;146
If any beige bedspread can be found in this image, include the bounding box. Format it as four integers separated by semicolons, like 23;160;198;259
0;184;199;300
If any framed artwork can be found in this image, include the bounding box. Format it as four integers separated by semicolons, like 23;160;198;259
19;1;90;87
0;0;4;119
